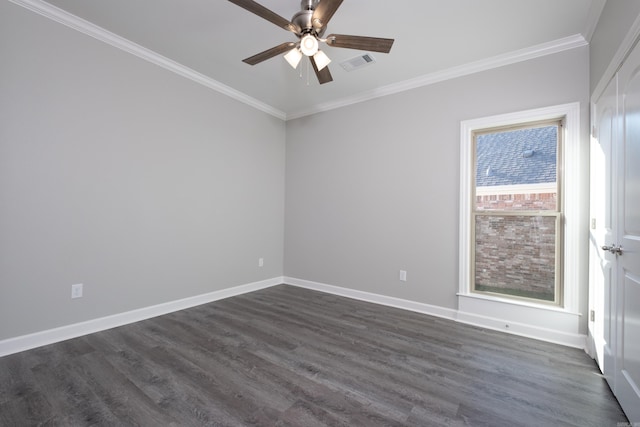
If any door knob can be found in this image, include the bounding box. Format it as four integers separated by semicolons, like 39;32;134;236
602;245;624;255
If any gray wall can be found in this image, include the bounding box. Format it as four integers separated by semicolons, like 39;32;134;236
285;47;590;330
0;2;285;340
590;0;640;93
1;0;597;342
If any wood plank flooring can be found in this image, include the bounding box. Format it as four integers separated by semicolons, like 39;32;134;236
0;285;628;426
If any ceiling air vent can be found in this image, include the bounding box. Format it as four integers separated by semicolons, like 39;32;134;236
339;53;376;72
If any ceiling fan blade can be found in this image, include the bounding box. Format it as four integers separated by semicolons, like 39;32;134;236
310;56;333;84
228;0;301;33
325;34;394;53
243;42;296;65
311;0;343;30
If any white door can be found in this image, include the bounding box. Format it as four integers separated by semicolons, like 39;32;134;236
614;41;640;423
589;74;618;386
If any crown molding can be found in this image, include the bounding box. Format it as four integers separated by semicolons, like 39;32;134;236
8;0;287;121
10;0;587;123
286;34;588;120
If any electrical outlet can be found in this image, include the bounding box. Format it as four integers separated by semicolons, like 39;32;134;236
399;270;407;281
71;283;83;299
258;257;264;267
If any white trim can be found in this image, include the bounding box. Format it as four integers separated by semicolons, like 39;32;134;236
286;35;588;120
0;277;284;357
562;103;582;313
457;295;586;349
9;0;587;123
591;12;640;102
0;275;587;357
475;182;557;197
284;277;457;320
7;0;287;121
285;277;586;348
458;103;583;340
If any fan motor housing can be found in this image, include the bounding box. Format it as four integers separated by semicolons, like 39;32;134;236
292;3;325;37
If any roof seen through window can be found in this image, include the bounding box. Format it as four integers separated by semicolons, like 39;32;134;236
475;126;557;187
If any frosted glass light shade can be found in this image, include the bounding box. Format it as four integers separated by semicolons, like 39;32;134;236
313;50;331;71
284;48;302;69
300;34;319;56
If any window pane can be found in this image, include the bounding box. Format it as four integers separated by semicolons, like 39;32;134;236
475;126;558;211
474;215;556;302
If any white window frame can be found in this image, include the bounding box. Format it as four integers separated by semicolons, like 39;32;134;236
459;103;581;319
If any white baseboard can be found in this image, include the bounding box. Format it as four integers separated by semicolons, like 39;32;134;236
455;309;587;349
1;275;588;357
285;277;587;349
456;294;587;349
0;277;284;357
284;277;458;321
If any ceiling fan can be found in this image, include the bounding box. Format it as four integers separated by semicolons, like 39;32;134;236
228;0;394;84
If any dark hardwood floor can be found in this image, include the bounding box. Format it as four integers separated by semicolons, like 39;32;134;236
0;285;628;426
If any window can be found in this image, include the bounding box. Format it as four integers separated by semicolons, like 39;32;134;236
459;103;580;315
472;121;562;304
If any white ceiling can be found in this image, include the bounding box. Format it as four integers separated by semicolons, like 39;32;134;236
38;0;605;119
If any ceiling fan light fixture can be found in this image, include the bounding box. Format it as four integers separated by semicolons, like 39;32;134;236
313;50;331;71
284;47;303;69
229;0;394;85
300;34;319;56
